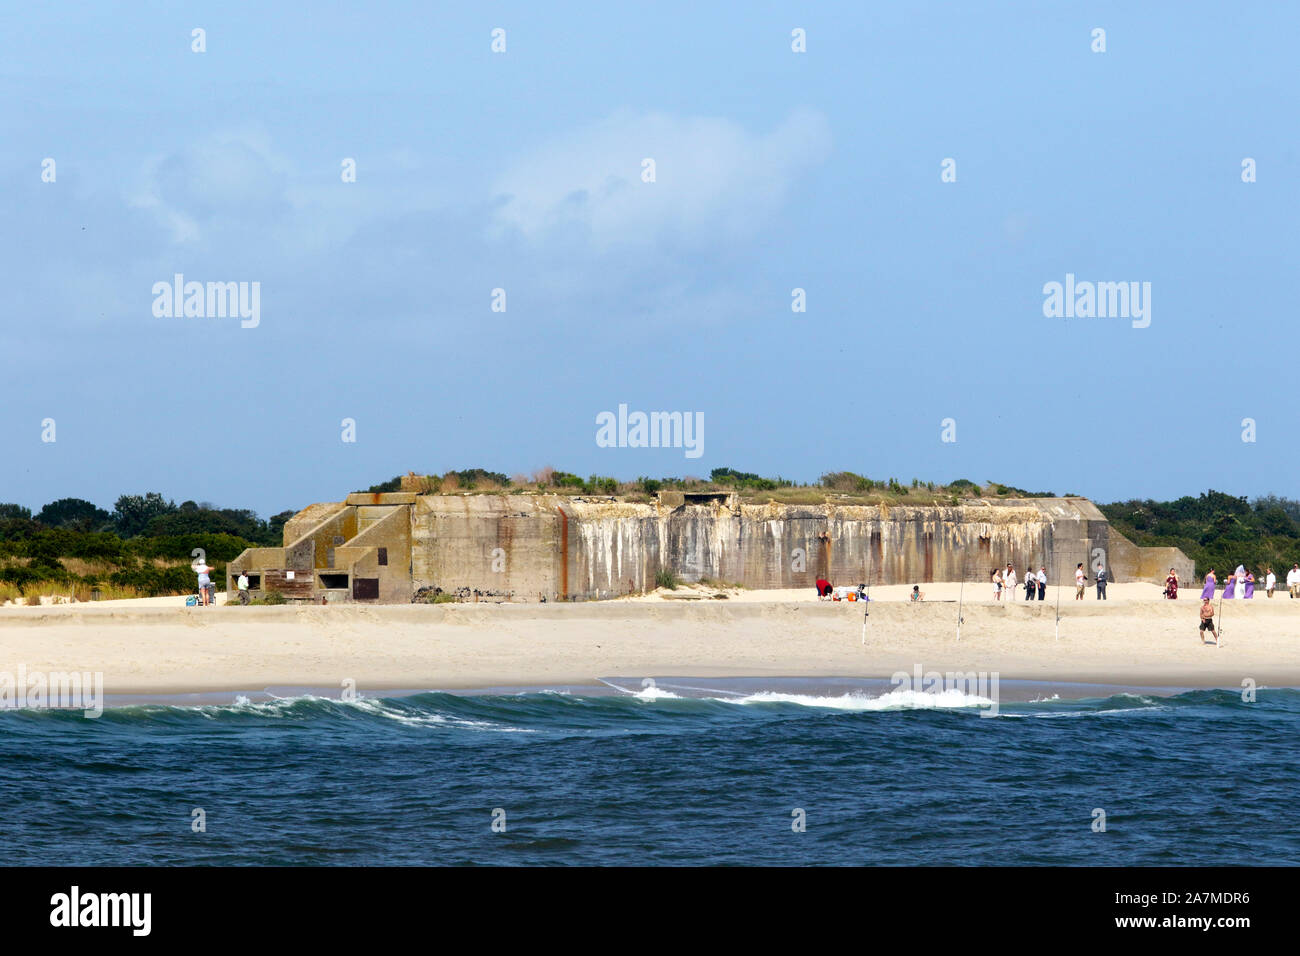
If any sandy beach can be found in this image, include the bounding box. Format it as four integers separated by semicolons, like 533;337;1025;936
2;583;1297;696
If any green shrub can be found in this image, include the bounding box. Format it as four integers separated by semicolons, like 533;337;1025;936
442;468;509;490
128;533;251;562
0;517;42;542
0;565;41;586
710;467;789;492
819;471;873;493
108;564;197;596
655;567;680;590
360;476;402;493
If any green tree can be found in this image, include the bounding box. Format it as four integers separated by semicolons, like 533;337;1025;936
266;510;296;546
112;493;177;538
35;498;111;531
361;476;402;493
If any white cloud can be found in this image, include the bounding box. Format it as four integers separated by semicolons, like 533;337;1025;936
489;109;831;249
128;129;293;244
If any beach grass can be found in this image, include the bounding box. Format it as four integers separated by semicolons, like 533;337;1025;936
655;568;681;591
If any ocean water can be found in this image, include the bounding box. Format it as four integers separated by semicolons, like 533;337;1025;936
2;679;1297;866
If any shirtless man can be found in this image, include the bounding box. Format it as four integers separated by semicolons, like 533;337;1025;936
1198;597;1218;645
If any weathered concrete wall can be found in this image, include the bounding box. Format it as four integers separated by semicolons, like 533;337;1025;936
283;502;349;561
339;506;412;603
1133;546;1192;582
233;492;1193;603
411;495;566;601
407;495;1189;600
670;501;1056;589
286;505;357;571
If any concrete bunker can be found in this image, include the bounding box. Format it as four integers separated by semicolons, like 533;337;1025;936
227;490;1193;604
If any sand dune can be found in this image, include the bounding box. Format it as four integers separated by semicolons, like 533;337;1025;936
1;583;1296;696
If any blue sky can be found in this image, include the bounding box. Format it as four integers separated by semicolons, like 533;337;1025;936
2;1;1296;518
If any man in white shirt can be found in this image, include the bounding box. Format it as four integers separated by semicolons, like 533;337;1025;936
1288;564;1300;599
1075;563;1086;600
1036;566;1047;601
1265;567;1276;598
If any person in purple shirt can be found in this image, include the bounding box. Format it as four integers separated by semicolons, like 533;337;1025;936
1244;570;1255;599
1224;572;1237;600
1200;569;1217;601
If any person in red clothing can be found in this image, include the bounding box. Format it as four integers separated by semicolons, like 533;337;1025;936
815;578;832;598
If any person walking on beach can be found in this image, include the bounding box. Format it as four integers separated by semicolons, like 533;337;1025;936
991;568;1003;600
1024;567;1036;600
1165;568;1179;599
1074;563;1086;600
1037;566;1047;601
1095;563;1108;600
1265;567;1276;598
1199;597;1219;645
1288;564;1299;599
1200;569;1216;601
1005;564;1017;600
237;571;250;605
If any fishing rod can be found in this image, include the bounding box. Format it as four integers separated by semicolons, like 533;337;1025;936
860;547;870;646
1053;552;1062;642
1215;571;1227;648
956;547;966;642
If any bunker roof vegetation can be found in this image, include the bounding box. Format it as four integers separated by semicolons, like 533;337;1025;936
357;470;1075;507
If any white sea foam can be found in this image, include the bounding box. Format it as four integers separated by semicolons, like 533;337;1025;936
633;685;682;701
190;693;537;732
351;696;536;731
720;687;994;711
